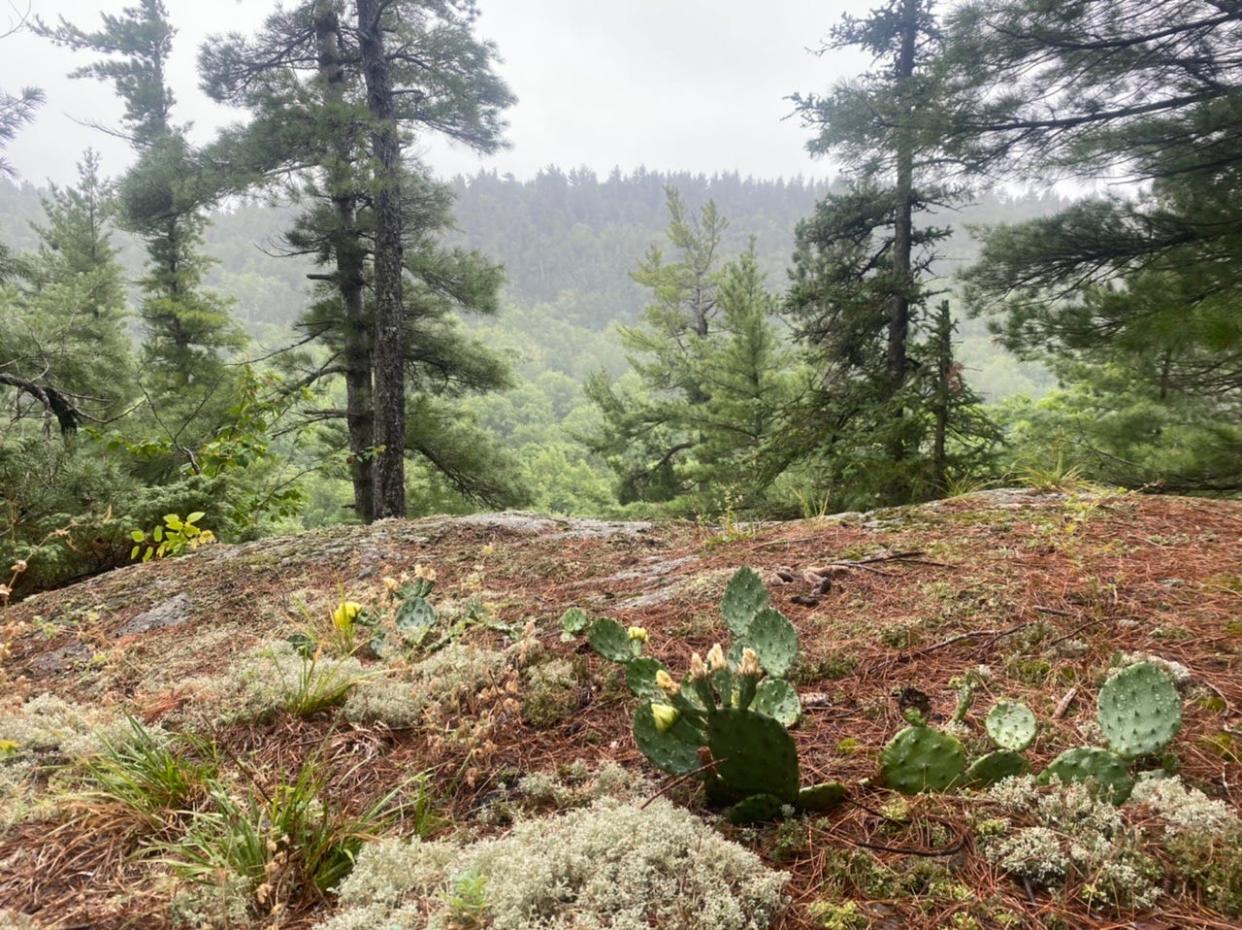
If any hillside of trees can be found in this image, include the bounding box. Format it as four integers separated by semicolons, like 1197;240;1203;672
2;0;1238;597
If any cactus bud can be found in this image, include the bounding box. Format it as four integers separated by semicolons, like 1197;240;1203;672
655;669;681;696
689;652;708;680
332;601;363;629
9;560;26;574
739;648;763;678
651;703;680;733
627;626;648;643
706;643;727;671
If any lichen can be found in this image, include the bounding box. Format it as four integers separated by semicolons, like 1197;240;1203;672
521;658;579;728
318;798;789;930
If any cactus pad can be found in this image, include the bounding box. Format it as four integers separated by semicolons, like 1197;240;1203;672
394;596;435;635
796;781;848;812
632;701;704;775
708;707;800;802
966;750;1030;787
744;608;798;678
587;618;633;663
625;657;669;699
880;725;967;794
560;607;589;636
726;793;785;825
1039;747;1134;804
986;701;1037;751
722;567;769;636
1098;661;1182;759
751;678;802;727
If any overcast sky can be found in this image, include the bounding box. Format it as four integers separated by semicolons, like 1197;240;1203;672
2;0;872;187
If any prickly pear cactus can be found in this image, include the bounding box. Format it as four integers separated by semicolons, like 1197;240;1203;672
1098;661;1182;759
966;750;1030;787
796;781;848;812
986;701;1037;752
880;725;967;794
708;707;800;802
726;793;785;825
1040;747;1134;804
633;702;704;775
722;567;769;636
587;618;634;663
751;678;802;727
625;657;669;700
742;608;798;678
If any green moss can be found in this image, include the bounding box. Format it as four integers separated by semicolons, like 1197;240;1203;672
807;899;867;930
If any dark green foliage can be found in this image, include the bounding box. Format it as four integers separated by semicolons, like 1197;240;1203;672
796;781;849;813
1098;663;1183;760
966;750;1030;788
727;793;786;825
722;566;770;636
985;701;1037;752
584;191;795;513
708;708;800;803
881;724;967;794
587;618;636;664
632;701;703;776
751;679;802;728
1039;748;1135;805
625;657;670;701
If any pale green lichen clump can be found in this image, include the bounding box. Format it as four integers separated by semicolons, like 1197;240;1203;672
980;776;1161;909
343;642;509;728
317;798;788;930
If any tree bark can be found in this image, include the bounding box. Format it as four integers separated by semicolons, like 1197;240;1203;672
315;1;375;522
357;0;406;518
889;0;918;399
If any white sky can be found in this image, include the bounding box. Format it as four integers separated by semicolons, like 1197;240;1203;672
1;0;872;187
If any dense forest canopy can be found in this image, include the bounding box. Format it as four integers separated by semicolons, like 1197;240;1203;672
1;0;1238;596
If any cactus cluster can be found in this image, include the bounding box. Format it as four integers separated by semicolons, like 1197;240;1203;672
576;567;845;823
1038;660;1182;803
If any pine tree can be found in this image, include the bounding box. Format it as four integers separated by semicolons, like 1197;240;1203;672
39;0;244;399
786;0;994;506
201;0;519;520
586;191;791;512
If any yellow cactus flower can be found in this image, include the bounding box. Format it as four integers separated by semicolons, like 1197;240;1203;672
651;703;680;733
655;669;681;696
706;643;727;672
627;626;648;643
739;648;762;678
414;563;437;581
689;652;708;681
9;560;27;574
332;601;363;630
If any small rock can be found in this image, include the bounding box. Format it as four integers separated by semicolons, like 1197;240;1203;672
114;593;195;637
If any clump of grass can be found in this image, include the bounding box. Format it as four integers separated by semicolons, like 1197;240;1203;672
77;716;216;828
163;756;428;918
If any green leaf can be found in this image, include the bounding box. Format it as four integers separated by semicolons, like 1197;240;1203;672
587;618;632;663
751;678;802;727
186;512;206;525
721;567;769;637
130;530;146;543
152;525;164;542
163;514;182;530
626;657;669;699
560;607;590;636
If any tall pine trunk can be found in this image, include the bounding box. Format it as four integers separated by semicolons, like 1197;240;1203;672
357;0;407;518
886;0;919;490
315;2;375;522
931;301;952;493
